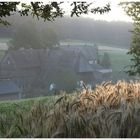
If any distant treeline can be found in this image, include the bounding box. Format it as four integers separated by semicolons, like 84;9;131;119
0;14;133;48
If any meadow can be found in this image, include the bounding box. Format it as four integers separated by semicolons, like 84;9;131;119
0;96;50;116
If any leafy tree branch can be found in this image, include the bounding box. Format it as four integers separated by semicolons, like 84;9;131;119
120;2;140;76
0;2;111;25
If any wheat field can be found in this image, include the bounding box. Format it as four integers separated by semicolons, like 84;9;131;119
1;81;140;138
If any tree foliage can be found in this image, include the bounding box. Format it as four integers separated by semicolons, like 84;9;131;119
120;2;140;76
0;2;111;25
40;28;59;48
10;21;59;49
100;52;111;68
120;2;140;23
10;21;41;49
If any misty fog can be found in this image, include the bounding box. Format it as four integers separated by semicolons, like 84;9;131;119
0;14;134;99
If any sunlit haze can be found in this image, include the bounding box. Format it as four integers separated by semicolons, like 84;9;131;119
83;0;133;22
16;0;135;22
61;0;134;22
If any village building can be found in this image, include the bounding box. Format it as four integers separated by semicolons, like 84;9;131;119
0;49;47;89
0;45;112;99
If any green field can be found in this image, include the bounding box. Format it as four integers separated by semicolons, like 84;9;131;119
99;48;131;69
107;52;130;71
0;96;51;116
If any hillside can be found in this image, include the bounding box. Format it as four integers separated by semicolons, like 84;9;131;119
0;16;133;49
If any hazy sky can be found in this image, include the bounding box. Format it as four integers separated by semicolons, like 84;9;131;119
65;0;133;22
17;0;135;22
83;0;133;22
60;0;134;22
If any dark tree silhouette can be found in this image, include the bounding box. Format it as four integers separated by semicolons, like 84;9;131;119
0;2;111;25
9;21;59;49
100;52;111;68
120;2;140;76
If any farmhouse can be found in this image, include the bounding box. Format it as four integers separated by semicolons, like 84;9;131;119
0;49;47;89
0;45;112;98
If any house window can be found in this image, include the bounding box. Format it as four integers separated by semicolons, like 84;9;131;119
89;60;93;64
95;59;97;64
7;59;10;64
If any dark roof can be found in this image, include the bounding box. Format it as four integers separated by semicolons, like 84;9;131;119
43;46;104;73
1;46;111;75
2;46;98;70
0;80;21;95
43;47;107;80
45;48;77;70
5;49;47;68
61;45;98;61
